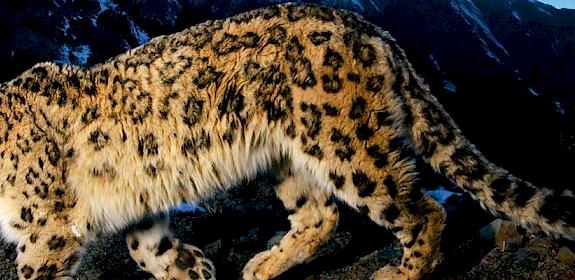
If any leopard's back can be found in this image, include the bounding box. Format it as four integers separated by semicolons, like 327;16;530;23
55;3;416;231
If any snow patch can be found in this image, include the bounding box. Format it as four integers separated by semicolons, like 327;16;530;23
176;203;205;213
366;0;381;11
92;0;119;26
478;37;502;63
554;101;565;115
426;187;461;205
129;20;150;45
443;80;457;92
429;54;441;71
58;17;70;36
538;7;553;16
350;0;365;11
451;0;509;63
121;39;131;50
72;45;91;66
528;87;540;96
97;0;118;15
54;45;71;65
512;10;522;22
54;44;91;66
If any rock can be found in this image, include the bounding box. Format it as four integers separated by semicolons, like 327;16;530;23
209;174;282;217
313;231;353;259
557;246;575;265
267;231;287;249
277;243;402;280
124;0;182;28
203;239;223;259
0;246;17;280
478;219;524;249
466;235;575;280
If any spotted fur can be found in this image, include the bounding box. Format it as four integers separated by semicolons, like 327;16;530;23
0;3;573;280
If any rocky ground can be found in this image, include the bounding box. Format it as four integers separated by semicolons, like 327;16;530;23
1;174;573;279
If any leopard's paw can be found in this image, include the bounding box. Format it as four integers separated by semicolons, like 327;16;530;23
155;243;215;280
242;247;284;280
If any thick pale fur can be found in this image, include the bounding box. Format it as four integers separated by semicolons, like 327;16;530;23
0;3;572;280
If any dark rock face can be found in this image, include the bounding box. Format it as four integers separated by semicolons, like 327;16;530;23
367;0;575;190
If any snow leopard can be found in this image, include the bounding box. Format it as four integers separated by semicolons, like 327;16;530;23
0;2;572;280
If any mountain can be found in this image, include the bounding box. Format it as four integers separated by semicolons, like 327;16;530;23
0;0;574;188
358;0;575;190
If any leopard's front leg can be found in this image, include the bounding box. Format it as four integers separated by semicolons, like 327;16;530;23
243;170;339;280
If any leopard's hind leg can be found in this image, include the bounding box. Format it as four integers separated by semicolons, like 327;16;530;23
242;168;339;280
328;157;445;280
125;215;215;280
369;193;445;280
285;127;444;279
